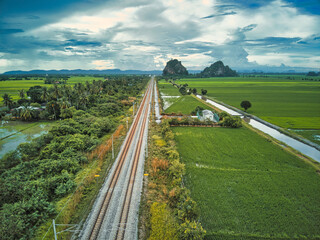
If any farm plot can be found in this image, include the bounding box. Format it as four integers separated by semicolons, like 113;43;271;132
158;77;320;129
173;126;320;240
165;95;211;115
0;76;104;103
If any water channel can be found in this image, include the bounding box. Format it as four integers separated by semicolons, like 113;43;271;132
196;95;320;162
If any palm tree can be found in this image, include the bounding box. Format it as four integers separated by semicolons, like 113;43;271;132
41;87;49;103
85;81;91;95
18;89;25;99
58;97;70;109
2;93;13;109
52;84;61;100
20;107;33;121
79;95;88;109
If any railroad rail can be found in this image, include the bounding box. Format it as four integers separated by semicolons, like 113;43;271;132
82;78;154;240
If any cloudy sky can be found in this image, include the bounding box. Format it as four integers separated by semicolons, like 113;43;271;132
0;0;319;73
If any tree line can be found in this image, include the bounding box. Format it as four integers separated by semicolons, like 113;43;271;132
0;76;148;239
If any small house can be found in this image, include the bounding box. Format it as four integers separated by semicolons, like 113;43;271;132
198;110;219;122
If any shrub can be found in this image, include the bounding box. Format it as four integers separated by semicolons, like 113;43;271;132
177;197;199;221
179;220;206;240
218;111;229;120
220;115;242;128
0;151;21;172
148;202;179;240
152;158;169;175
167;150;180;161
169;159;185;179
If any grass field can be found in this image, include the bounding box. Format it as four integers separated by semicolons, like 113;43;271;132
158;76;320;129
164;95;211;115
173;126;320;239
0;76;105;102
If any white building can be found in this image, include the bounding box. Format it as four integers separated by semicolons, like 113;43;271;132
198;110;219;122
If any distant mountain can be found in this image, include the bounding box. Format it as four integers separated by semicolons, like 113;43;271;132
163;59;188;76
2;69;162;75
200;61;238;77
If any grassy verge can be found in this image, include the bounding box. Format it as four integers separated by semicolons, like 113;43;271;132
172;126;320;239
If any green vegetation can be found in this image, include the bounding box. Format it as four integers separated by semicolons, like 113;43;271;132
200;61;237;77
165;95;210;115
141;121;206;239
173;126;320;239
0;76;105;103
158;76;320;130
289;129;320;145
240;100;251;111
0;76;148;239
163;59;188;76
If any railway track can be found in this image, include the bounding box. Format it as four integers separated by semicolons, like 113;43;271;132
81;78;154;240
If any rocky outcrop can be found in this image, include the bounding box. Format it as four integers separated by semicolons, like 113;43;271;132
163;59;188;76
200;61;237;77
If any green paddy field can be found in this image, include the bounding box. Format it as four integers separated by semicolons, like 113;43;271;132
173;126;320;240
158;75;320;144
0;76;104;102
159;76;320;129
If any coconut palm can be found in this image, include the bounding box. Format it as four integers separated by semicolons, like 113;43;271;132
20;107;33;121
58;97;70;110
18;89;25;99
2;93;13;109
52;84;61;100
41;87;49;103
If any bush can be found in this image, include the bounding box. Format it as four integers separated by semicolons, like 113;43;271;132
0;191;55;240
218;111;229;120
179;220;206;240
190;106;204;115
149;202;179;240
220;115;242;128
169;159;185;179
177;197;199;221
0;151;21;172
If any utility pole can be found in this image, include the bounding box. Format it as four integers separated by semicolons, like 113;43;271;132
53;219;57;240
112;134;114;159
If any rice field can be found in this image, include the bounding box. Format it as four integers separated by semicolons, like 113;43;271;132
173;126;320;240
0;76;105;102
164;95;211;115
158;76;320;129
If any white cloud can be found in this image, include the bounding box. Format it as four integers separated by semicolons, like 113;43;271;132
92;60;115;70
1;0;319;73
247;53;320;67
165;53;213;69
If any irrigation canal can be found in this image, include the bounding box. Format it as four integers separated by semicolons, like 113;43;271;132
196;95;320;162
